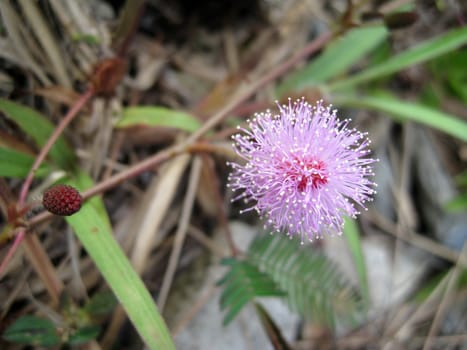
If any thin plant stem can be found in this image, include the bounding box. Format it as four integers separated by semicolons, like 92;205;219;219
19;88;94;206
0;88;94;276
0;228;24;277
82;145;178;199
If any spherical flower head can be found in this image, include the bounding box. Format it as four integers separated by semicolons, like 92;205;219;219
227;98;377;243
42;184;83;216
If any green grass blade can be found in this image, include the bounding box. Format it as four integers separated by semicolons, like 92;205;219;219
0;99;75;169
278;26;388;95
343;217;369;306
335;93;467;142
116;106;201;132
329;26;467;91
0;147;51;178
64;178;174;349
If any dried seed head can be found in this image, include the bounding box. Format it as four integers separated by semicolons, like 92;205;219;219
91;58;126;96
42;185;83;216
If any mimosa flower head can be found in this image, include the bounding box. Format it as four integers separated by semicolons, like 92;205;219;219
228;98;377;243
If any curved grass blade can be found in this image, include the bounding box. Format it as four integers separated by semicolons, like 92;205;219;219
63;174;174;349
329;26;467;91
278;26;388;95
335;93;467;142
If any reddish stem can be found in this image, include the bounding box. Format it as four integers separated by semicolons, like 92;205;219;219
18;88;94;207
0;88;94;277
82;145;178;200
0;228;25;277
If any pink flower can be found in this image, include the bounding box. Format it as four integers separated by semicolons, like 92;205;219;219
228;98;377;243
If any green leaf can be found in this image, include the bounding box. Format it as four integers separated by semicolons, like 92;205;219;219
0;147;51;177
63;179;175;349
343;217;369;306
329;26;467;91
335;93;467;142
218;259;285;325
116;106;201;132
68;326;101;345
218;234;363;329
2;315;60;347
248;234;363;328
0;99;75;169
84;290;118;317
278;26;388;95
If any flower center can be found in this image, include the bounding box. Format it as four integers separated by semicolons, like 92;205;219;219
279;157;328;192
297;159;328;192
